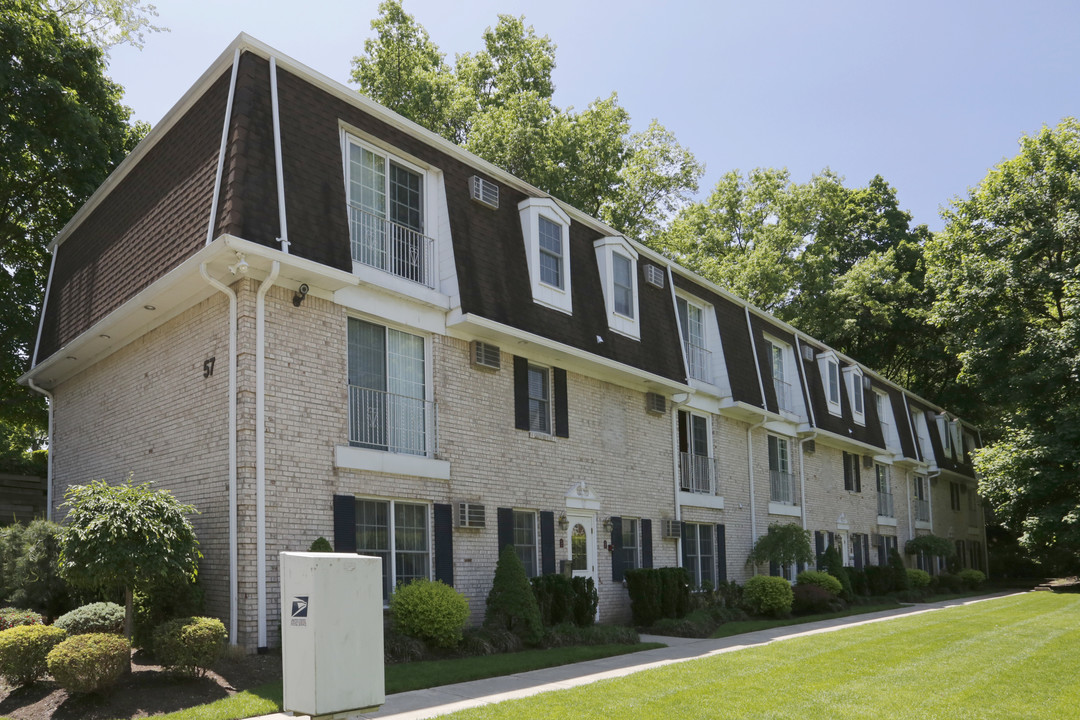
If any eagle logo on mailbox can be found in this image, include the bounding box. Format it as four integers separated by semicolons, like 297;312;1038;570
291;596;309;618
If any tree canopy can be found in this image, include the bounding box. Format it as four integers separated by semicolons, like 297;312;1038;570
0;0;145;473
928;118;1080;572
351;0;702;231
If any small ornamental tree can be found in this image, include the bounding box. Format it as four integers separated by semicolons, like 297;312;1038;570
905;534;955;571
485;545;543;644
747;523;814;572
58;477;201;642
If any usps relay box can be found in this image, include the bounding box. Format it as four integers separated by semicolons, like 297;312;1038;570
279;552;384;716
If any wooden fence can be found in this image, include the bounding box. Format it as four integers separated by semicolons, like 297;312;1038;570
0;474;47;525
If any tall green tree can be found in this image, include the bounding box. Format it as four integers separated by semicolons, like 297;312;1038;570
45;0;164;50
0;0;145;472
351;1;702;232
58;477;201;641
927;118;1080;572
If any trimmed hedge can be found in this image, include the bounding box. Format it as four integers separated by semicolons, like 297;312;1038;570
906;568;931;589
47;633;129;694
152;616;226;677
795;570;842;597
485;546;543;644
792;583;834;615
54;602;124;636
624;567;691;626
133;575;204;650
743;575;793;617
0;624;66;686
390;579;469;648
958;569;986;590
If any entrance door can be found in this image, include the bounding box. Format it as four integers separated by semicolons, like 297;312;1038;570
566;512;597;586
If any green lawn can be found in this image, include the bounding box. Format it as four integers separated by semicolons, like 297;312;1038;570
443;593;1080;720
112;683;282;720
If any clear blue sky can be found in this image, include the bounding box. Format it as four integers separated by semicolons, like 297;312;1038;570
106;0;1080;232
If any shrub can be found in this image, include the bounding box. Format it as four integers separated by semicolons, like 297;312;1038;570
795;570;842;597
906;568;931;588
0;607;43;630
820;545;853;601
888;548;911;591
384;628;426;664
624;567;691;626
0;520;73;618
714;580;743;608
792;584;835;615
485;546;543;644
308;537;332;552
390;579;469;648
54;602;125;636
152;616;226;677
542;622;639;647
932;573;964;593
650;610;717;638
133;575;204;650
847;568;869;596
958;569;986;590
46;633;129;694
742;575;794;617
570;576;598;627
0;624;66;685
531;574;575;626
864;565;893;595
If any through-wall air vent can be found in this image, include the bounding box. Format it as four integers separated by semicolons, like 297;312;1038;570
804;439;816;454
862;455;874;470
800;344;815;362
471;341;501;370
456;502;486;528
645;392;667;415
643;264;666;289
470;175;499;209
661;519;682;539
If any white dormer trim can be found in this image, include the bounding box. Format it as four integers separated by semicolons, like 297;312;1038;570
817;350;842;417
843;366;865;426
593;236;639;340
519;197;573;315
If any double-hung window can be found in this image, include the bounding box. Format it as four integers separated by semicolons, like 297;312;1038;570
843;451;862;492
346;138;431;287
876;463;893;517
527;364;550;434
513;510;538;578
356;498;429;603
612;252;634;317
677;297;710;382
538;217;563;289
682;523;715;590
621;518;640;571
768;435;794;504
914;475;930;522
348;318;429;455
950;482;962;511
519;198;573;314
768;341;791;412
678;410;714;494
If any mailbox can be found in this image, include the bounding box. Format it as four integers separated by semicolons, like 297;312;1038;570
279;552;384;716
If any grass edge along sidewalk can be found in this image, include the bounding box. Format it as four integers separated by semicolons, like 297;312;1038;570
413;592;1076;720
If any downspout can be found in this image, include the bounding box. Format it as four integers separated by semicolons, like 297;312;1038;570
747;417;767;572
269;57;290;254
256;261;280;651
26;380;53;522
798;433;817;531
199;264;239;646
207;48;241;246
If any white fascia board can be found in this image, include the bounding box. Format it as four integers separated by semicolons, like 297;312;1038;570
446;312;691;395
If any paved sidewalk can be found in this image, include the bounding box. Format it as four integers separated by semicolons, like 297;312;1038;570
257;592;1019;720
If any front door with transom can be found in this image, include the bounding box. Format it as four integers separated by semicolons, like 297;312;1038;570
566;511;597;583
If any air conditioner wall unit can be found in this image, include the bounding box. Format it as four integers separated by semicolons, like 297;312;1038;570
800;344;816;362
804;439;816;454
469;175;499;209
645;392;666;415
661;519;682;539
456;502;486;529
471;341;501;370
643;264;666;289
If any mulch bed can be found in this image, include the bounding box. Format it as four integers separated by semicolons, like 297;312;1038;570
0;649;282;720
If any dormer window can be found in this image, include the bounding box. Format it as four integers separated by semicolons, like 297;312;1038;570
519;198;573;315
594;236;640;339
817;351;842;416
844;367;865;425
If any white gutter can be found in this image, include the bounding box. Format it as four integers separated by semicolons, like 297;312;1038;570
255;261;279;650
798;433;817;531
269;57;290;254
26;380;53;521
744;307;767;408
207;48;241;246
199;263;239;646
746;417;767;569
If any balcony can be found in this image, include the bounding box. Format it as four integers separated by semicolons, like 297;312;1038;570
915;498;931;522
679;453;720;495
878;490;894;518
348;206;436;288
773;377;793;413
348;385;437;457
770;469;796;505
685;342;711;383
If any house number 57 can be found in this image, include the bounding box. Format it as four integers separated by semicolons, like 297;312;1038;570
204;357;215;378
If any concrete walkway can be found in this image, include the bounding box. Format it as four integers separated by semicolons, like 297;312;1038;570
257;592;1019;720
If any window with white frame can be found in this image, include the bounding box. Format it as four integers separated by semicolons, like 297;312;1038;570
678;410;715;494
677;296;710;382
843;451;862;492
527;364;551;434
875;391;893;446
767;340;791;412
356;498;429;603
768;435;794;504
845;367;865;425
513;510;538;578
914;475;930;522
347;318;429;455
818;351;842;416
876;463;893;517
594;237;640;338
345;136;433;287
681;523;715;589
519;197;573;314
622;517;640;571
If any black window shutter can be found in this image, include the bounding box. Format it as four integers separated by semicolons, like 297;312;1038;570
877;535;886;566
539;511;555;575
513;356;530;431
815;530;825;569
553;367;569;437
641;519;653;568
863;534;871;569
716;524;727;583
828;531;835;549
433;503;454;586
497;507;514;554
610;517;624;581
855;461;862;492
854;534;863;570
333;494;356;552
